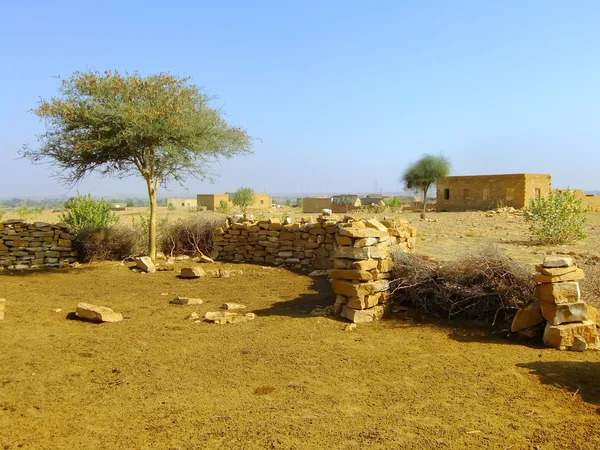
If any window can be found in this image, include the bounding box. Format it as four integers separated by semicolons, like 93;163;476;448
535;188;541;198
463;188;472;200
506;188;515;202
181;203;185;206
260;200;264;204
444;189;450;200
482;188;490;201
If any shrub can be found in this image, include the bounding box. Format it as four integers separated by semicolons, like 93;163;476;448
231;187;255;212
216;200;231;213
61;194;118;230
159;214;226;257
76;225;146;262
296;198;304;209
524;189;589;244
384;196;402;210
14;205;43;221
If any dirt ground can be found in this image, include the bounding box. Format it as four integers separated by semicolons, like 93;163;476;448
1;211;600;449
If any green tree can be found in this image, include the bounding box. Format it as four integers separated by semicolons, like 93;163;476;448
22;70;251;259
524;189;589;244
231;187;255;212
61;194;119;229
401;154;450;218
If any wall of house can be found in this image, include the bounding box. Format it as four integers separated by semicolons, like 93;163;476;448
436;174;551;211
251;194;272;209
555;189;600;212
303;197;333;213
167;198;198;209
197;194;230;211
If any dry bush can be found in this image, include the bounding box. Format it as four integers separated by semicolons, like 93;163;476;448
159;214;226;257
76;225;146;262
569;255;600;309
390;246;535;330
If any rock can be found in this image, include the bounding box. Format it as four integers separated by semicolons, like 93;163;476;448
321;209;332;216
346;293;381;310
221;303;246;310
187;312;200;320
511;303;544;332
543;320;598;349
586;304;598;323
542;256;574;268
204;311;255;324
340;305;385;323
199;254;215;264
170;296;203;305
136;256;156;273
218;269;232;278
0;298;5;320
75;302;123;323
344;323;357;331
175;255;191;261
338;227;387;239
570;335;588;352
535;265;577;277
352;259;378;271
180;266;206;278
534;282;581;304
327;269;373;281
310;308;329;317
533;268;584;283
331;279;389;297
308;270;329;277
354;237;379;247
165;257;175;265
539;301;589;325
364;219;388;232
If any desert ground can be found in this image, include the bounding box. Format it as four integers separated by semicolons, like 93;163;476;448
1;210;600;449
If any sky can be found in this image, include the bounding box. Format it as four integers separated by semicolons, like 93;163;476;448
1;0;600;199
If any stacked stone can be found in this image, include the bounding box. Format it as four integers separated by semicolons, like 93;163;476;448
212;216;416;272
0;220;77;270
330;218;409;323
535;256;599;351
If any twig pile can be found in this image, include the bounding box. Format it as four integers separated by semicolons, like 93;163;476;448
390;246;535;330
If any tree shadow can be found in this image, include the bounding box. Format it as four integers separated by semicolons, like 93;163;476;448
446;324;546;349
0;267;76;277
517;361;600;412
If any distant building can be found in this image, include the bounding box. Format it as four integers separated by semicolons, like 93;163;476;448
112;203;127;211
331;195;362;213
196;193;272;211
554;189;600;212
302;197;333;213
436;173;552;211
166;198;197;209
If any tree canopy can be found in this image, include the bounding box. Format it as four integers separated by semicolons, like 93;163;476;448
22;70;252;258
231;187;256;213
401;154;450;217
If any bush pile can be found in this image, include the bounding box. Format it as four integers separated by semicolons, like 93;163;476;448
76;225;146;262
390;246;536;330
159;214;226;257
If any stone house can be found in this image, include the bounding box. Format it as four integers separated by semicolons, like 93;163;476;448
196;193;272;211
302;197;333;213
436;173;552;211
167;198;197;209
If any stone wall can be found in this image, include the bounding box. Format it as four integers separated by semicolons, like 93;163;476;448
0;220;77;270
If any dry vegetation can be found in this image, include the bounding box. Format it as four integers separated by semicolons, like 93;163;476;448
1;209;600;449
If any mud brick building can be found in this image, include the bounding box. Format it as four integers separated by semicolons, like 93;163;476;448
167;198;197;209
436;173;551;211
197;193;272;211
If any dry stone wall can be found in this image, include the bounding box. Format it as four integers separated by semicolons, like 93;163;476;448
0;220;77;270
213;215;417;322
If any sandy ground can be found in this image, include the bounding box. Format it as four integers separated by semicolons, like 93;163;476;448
1;210;600;448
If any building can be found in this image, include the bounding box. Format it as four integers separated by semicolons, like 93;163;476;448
331;195;362;213
303;197;333;213
196;193;272;211
555;189;600;212
166;198;197;209
436;173;552;211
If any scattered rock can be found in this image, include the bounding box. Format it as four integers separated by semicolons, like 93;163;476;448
222;303;246;310
199;254;215;264
75;303;123;323
321;208;332;216
180;266;206;278
54;308;62;313
570;335;588;352
175;255;191;261
156;265;174;272
187;312;200;320
204;311;256;324
136;256;156;273
344;323;357;331
170;296;203;305
308;270;328;277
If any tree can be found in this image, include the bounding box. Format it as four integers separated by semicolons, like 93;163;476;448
401;154;450;218
231;187;256;213
22;70;251;259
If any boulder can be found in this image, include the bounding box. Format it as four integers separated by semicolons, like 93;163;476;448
543;320;598;349
180;266;206;278
534;281;581;304
136;256;156;273
170;296;203;305
511;303;544;332
542;256;574;268
199;254;215;264
539;301;589;325
75;302;123;323
570;335;588;352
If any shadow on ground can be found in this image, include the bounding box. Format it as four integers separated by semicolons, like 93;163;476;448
447;326;546;349
517;361;600;413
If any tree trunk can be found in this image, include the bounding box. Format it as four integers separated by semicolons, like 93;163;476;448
421;186;429;219
146;179;158;260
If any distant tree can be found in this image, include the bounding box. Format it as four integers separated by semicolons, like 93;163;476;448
231;187;256;213
22;70;251;259
296;198;304;209
61;194;119;229
401;154;450;218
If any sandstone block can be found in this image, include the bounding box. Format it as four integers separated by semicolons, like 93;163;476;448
204;311;255;324
534;265;577;277
354;237;378;247
170;296;203;305
346;293;381;310
542;256;573;268
534;282;580;304
543;321;597;349
586;304;597;324
533;268;584;283
335;235;353;246
352;259;378;271
327;269;373;281
331;279;389;297
540;301;589;325
136;256;156;273
332;246;370;260
365;219;388;232
511;303;544;332
341;305;385;323
75;302;123;323
221;302;246;310
180;266;206;278
339;227;386;239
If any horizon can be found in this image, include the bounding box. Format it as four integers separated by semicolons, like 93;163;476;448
2;1;600;197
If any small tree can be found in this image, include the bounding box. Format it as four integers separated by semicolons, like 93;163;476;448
231;187;255;213
401;154;450;218
524;189;589;244
61;194;119;229
22;70;251;259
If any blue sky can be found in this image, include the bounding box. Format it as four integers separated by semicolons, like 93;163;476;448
1;1;599;198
